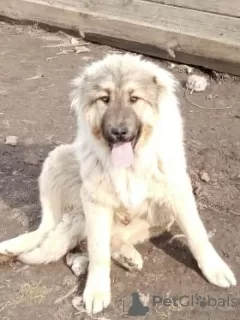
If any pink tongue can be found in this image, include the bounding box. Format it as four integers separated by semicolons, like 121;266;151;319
111;142;134;168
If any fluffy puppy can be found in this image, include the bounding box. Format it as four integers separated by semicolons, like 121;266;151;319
0;54;236;314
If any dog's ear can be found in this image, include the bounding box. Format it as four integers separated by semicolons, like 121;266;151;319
152;67;179;95
70;74;85;113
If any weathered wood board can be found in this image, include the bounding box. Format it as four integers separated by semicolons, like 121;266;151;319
0;0;240;75
148;0;240;17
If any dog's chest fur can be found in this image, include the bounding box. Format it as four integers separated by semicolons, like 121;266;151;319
110;158;165;216
77;137;167;219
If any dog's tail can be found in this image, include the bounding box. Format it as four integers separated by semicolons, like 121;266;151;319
18;213;85;264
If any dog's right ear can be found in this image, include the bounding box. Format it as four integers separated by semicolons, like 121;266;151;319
152;67;179;95
70;74;85;113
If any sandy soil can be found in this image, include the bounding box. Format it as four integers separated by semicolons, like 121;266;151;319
0;21;240;320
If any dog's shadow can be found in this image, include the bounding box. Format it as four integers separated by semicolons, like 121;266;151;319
0;142;54;233
150;230;203;278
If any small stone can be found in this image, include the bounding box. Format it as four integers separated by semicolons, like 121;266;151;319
80;56;92;61
186;74;208;93
206;94;213;100
74;46;90;54
200;171;210;183
206;94;218;100
24;153;41;165
208;229;216;239
193;181;202;196
168;62;176;69
184;65;193;74
178;64;193;74
72;296;85;312
24;137;34;145
70;37;79;45
5;135;18;146
71;256;88;277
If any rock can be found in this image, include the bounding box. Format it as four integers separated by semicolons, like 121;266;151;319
184;65;194;74
200;171;210;183
24;137;34;145
208;229;216;239
186;74;208;93
5;135;18;146
70;37;79;45
205;94;218;100
66;253;88;277
168;62;176;69
74;46;90;54
193;181;202;196
24;153;41;165
72;296;85;312
178;65;193;74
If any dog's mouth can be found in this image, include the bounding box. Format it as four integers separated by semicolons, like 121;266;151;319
108;134;138;149
108;132;140;168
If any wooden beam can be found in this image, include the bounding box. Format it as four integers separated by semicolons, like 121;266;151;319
1;0;240;75
148;0;240;18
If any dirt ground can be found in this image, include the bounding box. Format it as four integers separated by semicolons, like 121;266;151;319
0;21;240;320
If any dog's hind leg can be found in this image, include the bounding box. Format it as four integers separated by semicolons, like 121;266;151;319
0;166;62;255
19;212;86;264
0;144;82;257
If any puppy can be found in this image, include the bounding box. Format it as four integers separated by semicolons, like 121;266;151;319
0;54;236;314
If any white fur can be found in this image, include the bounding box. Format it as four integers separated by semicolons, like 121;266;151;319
0;54;236;315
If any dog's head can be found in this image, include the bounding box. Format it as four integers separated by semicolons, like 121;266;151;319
71;54;178;167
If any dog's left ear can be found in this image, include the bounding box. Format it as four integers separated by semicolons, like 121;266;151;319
70;74;85;113
153;67;179;95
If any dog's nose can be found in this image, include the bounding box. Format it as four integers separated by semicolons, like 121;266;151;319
110;126;128;142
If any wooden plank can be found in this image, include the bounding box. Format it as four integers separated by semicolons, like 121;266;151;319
54;0;240;44
147;0;240;18
0;0;240;75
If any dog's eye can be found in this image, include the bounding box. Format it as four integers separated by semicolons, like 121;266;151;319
130;96;139;103
99;96;110;104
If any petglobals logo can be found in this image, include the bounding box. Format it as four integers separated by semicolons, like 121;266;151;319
152;294;240;309
119;292;240;317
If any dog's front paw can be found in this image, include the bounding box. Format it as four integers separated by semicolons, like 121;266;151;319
198;246;236;288
83;269;111;314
